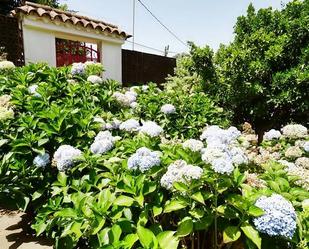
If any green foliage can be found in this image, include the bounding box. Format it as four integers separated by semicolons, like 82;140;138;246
214;1;309;133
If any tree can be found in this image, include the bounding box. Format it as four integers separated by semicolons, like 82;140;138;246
0;0;61;15
212;1;309;139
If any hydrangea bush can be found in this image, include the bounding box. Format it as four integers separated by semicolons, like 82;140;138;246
0;62;308;249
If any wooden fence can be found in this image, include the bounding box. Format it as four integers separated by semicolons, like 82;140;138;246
122;49;176;86
0;15;24;66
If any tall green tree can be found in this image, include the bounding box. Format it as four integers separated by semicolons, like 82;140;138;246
213;0;309;139
0;0;61;15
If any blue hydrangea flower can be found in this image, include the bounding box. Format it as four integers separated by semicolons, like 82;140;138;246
127;147;161;172
253;194;297;239
71;62;85;75
303;141;309;152
33;153;50;168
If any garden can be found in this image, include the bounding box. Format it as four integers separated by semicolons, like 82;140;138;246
0;1;309;249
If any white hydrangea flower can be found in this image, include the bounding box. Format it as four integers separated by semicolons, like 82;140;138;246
139;121;163;137
0;61;15;70
119;119;140;132
295;157;309;170
211;158;234;175
94;131;114;142
113;91;137;107
201;147;228;164
130;102;139;109
303;141;309;152
282;124;308;138
28;84;41;97
87;75;103;84
0;95;12;108
33;153;50;168
278;160;297;171
160;104;176;114
182;139;204;152
285;146;303;159
53;145;82;171
127;147;161;172
0;106;14;121
230;147;248;165
200;125;241;146
142;85;149;91
263;129;281;141
161;160;203;190
90;139;114;155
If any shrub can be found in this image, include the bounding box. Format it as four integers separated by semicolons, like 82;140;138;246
0;62;308;249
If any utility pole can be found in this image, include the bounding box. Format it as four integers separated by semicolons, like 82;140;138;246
132;0;136;50
164;45;169;57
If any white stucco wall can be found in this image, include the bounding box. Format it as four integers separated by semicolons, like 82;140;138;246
21;16;125;82
101;42;122;82
23;26;56;66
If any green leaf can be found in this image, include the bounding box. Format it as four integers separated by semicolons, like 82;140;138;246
223;226;241;243
32;189;44;201
173;182;189;192
191;191;205;204
38;138;49;146
122;234;139;249
248;206;264;217
137;226;158;249
114;195;135;207
164;199;187;213
176;217;193;237
157;231;179;249
54;208;77;218
153;206;163;217
241;222;261;249
57;172;67;187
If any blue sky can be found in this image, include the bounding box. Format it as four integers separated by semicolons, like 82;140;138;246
59;0;287;56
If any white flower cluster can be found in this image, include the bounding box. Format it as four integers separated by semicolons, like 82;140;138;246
0;61;15;70
161;160;203;190
253;194;297;239
200;125;241;147
139;121;163;137
71;62;85;75
0;95;11;108
53;145;82;171
28;84;41;97
127;147;161;172
33;153;50;168
284;146;303;159
106;119;122;130
182;139;204;152
90;131;119;155
200;126;246;175
282;124;308;138
113;90;137;107
160;104;176;114
0;95;14;121
263;129;281;141
87;75;103;84
119;119;140;132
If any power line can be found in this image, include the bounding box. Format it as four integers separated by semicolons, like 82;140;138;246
126;40;179;55
136;0;188;48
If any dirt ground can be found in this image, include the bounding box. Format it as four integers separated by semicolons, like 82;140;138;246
0;209;53;249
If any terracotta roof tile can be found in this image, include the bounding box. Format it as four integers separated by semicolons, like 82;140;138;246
12;1;131;39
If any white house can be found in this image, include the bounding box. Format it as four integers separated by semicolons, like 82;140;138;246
12;1;131;82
